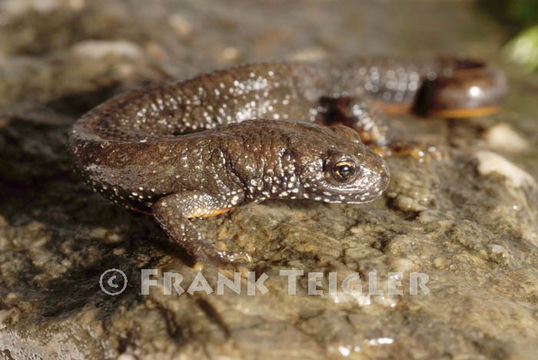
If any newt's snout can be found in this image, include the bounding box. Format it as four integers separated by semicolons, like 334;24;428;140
297;129;390;204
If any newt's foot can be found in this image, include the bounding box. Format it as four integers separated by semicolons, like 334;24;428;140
153;191;251;266
371;142;448;162
193;250;253;270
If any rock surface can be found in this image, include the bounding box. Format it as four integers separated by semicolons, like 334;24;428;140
0;0;536;359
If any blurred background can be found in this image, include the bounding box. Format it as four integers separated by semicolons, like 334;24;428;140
0;0;536;110
0;1;536;359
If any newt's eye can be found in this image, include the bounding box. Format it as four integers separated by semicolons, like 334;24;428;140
332;160;356;182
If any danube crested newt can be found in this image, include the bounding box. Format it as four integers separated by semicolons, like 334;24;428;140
69;56;506;263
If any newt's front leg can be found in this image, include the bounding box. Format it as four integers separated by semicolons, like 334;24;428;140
318;96;394;147
318;96;446;161
152;191;249;265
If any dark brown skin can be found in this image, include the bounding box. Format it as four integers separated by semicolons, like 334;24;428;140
69;56;506;263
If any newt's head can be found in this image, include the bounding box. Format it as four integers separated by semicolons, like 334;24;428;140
289;123;390;204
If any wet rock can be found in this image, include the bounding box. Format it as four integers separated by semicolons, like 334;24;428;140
71;40;144;60
167;14;193;38
475;150;535;188
483;122;530;153
0;0;537;359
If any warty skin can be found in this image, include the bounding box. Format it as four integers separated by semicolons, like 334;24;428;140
70;57;505;263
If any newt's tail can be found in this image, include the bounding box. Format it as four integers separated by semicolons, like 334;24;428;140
415;57;507;118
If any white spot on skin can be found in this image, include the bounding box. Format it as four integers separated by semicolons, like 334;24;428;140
72;62;395;216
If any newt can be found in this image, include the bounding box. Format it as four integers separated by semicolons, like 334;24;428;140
69;56;506;263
